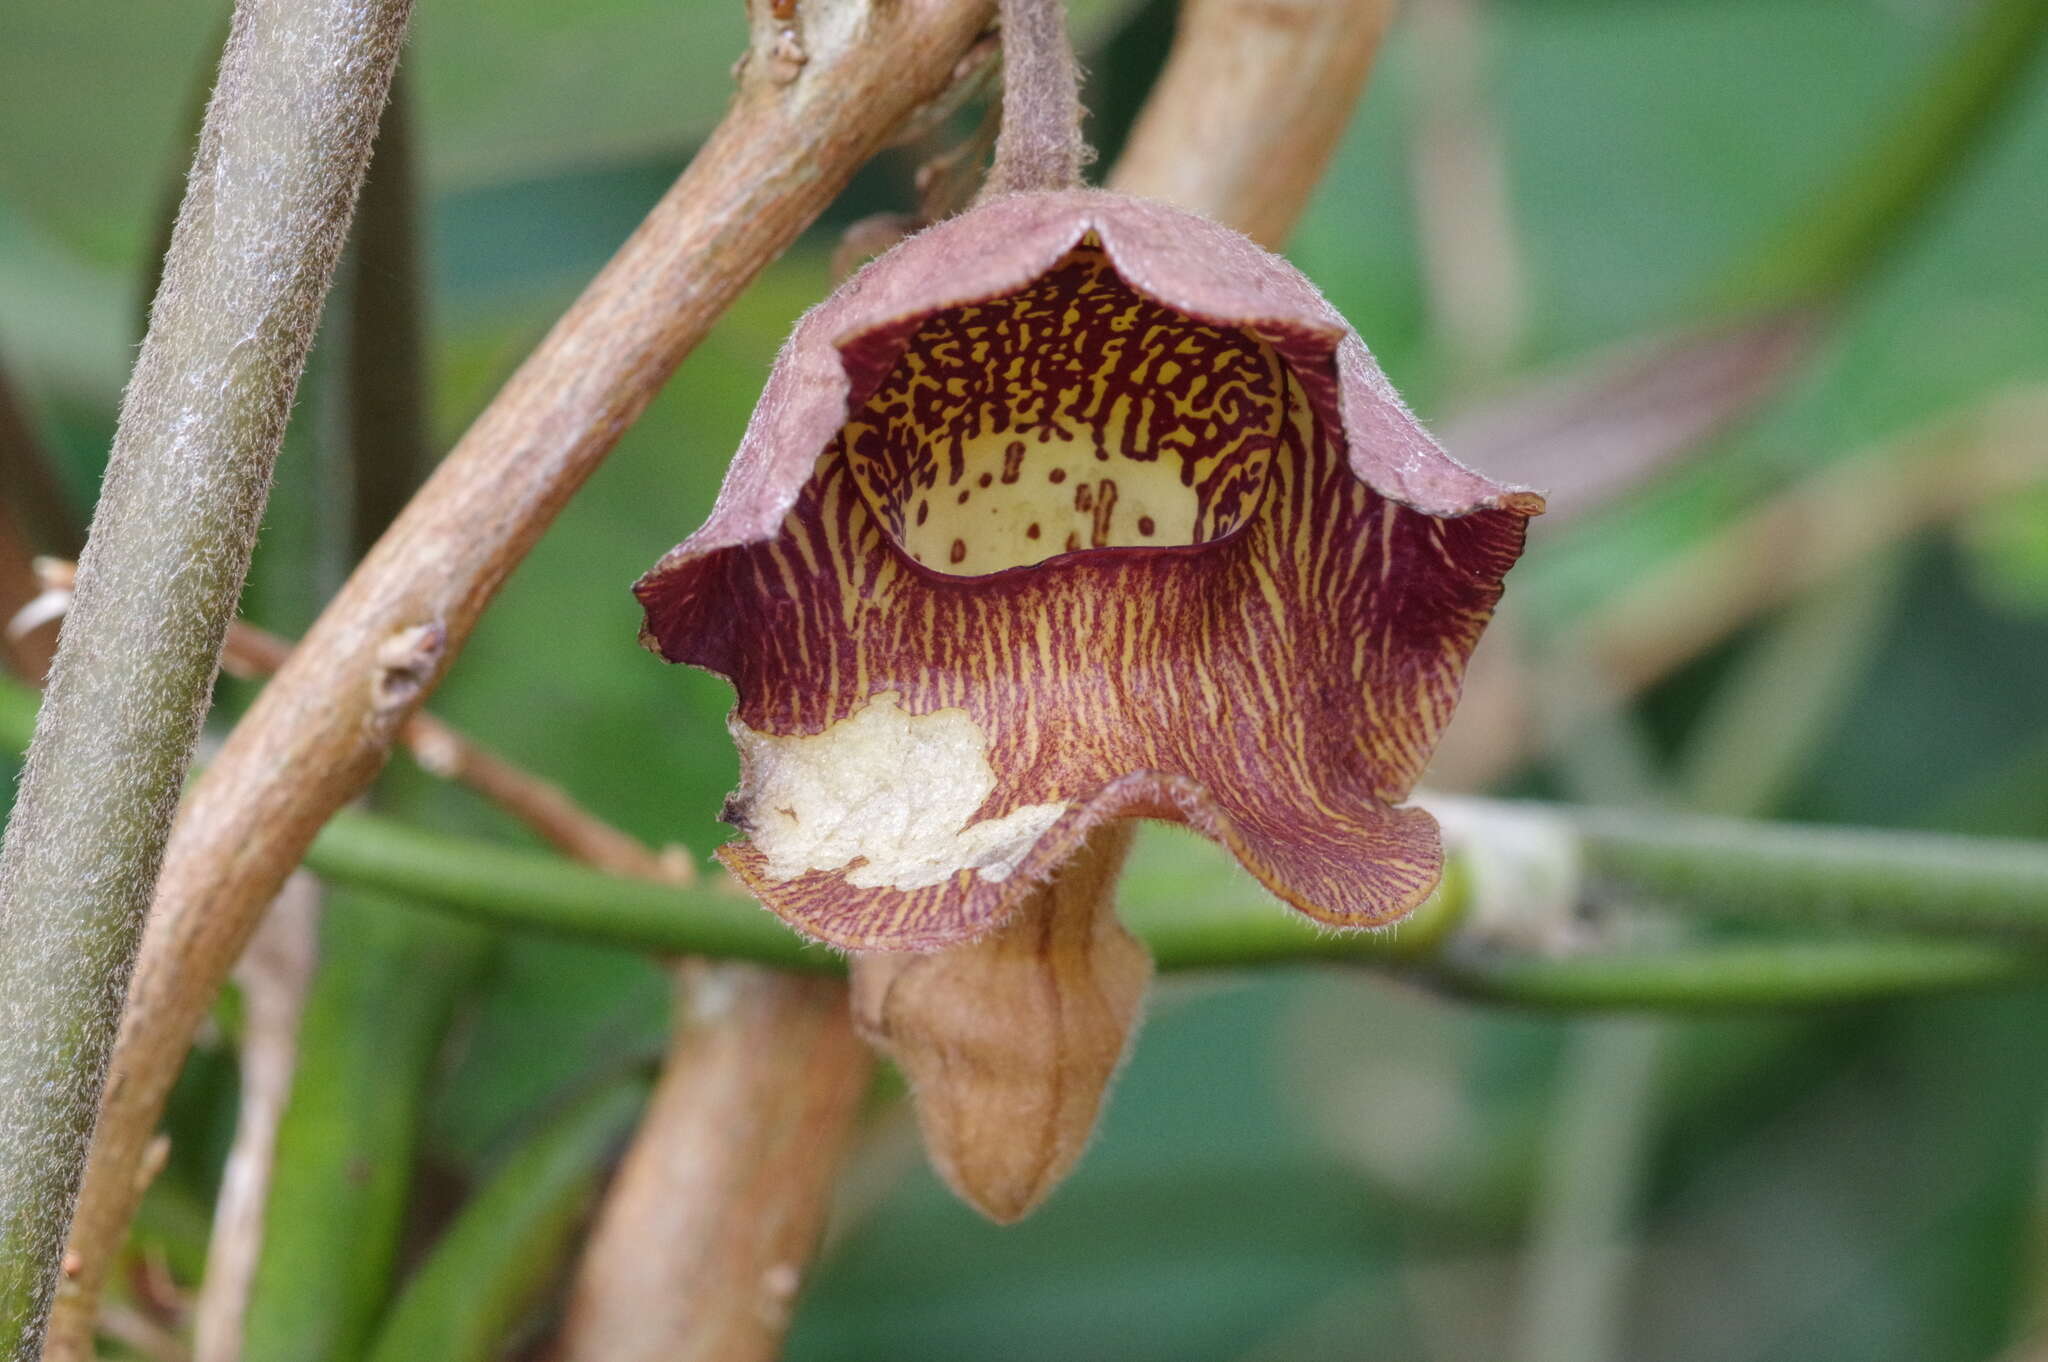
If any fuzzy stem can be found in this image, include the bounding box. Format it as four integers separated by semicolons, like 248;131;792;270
287;807;2048;992
1572;808;2048;938
982;0;1088;197
49;0;1001;1339
0;654;2041;984
0;3;412;1354
0;655;2041;1005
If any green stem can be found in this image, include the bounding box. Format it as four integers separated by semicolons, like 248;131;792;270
364;1078;648;1362
1515;1018;1665;1362
241;894;491;1362
1433;937;2048;1011
0;3;414;1352
3;683;2043;1007
1714;0;2048;312
303;807;1457;974
1573;807;2048;937
309;811;831;969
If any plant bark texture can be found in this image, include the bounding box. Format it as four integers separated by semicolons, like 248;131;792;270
555;967;873;1362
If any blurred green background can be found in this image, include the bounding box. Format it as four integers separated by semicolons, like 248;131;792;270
6;0;2048;1358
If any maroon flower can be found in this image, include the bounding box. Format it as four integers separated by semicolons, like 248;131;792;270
635;189;1541;953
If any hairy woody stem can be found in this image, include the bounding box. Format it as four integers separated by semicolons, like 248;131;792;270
981;0;1087;197
0;2;412;1353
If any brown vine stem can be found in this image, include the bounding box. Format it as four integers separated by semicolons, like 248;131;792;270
0;2;413;1355
1109;0;1396;248
555;965;874;1362
43;0;1000;1352
0;519;54;686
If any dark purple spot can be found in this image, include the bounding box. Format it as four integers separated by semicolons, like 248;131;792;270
949;539;966;564
1049;468;1067;485
1138;516;1155;537
978;473;993;488
1026;523;1041;539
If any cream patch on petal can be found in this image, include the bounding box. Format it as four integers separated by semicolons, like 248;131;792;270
732;692;1067;891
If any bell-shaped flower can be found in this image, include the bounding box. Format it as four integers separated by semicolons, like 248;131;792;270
636;189;1541;955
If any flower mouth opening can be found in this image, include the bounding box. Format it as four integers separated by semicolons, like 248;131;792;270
636;192;1539;952
838;235;1288;577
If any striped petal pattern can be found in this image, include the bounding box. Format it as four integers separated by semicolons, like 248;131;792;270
637;191;1540;951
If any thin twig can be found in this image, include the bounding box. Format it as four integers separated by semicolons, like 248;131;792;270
219;612;691;884
0;3;413;1354
1437;311;1823;525
1108;0;1395;248
0;518;55;686
1438;383;2048;789
22;560;684;889
51;0;999;1343
189;878;319;1362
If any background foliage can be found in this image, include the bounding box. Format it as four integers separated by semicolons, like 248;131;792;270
5;0;2048;1357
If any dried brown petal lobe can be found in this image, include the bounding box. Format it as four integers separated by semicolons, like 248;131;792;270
638;189;1539;950
850;823;1148;1223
